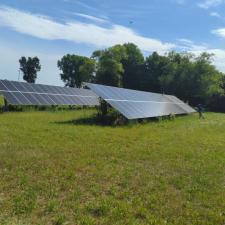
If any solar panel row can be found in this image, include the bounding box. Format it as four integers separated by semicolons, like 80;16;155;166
0;80;195;120
86;83;196;119
0;80;99;106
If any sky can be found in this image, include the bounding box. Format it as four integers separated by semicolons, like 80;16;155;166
0;0;225;86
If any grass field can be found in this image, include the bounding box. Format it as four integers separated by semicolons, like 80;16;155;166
0;109;225;225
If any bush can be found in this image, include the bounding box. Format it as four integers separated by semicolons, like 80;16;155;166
96;100;127;125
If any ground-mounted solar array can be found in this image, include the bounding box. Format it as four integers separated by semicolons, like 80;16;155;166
0;80;195;119
0;80;99;106
86;83;196;119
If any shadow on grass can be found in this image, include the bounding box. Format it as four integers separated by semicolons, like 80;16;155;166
54;113;195;127
54;116;103;126
54;115;171;127
54;115;125;127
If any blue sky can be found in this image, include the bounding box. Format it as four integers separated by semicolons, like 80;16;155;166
1;0;225;85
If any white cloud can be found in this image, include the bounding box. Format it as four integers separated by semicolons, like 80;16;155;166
198;0;224;9
177;38;195;45
177;39;208;51
0;6;174;53
212;27;225;37
71;12;108;23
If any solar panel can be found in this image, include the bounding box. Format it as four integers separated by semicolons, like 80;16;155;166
0;80;99;106
86;83;196;119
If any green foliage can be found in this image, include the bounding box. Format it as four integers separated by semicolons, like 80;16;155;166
92;45;125;87
121;43;144;89
142;51;224;106
58;54;95;88
0;110;225;224
142;51;171;93
193;53;224;98
19;56;41;83
92;43;144;89
96;100;126;125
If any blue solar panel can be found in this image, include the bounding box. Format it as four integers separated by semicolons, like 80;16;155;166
86;83;196;119
0;80;99;106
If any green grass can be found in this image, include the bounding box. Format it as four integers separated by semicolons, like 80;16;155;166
0;109;225;225
0;95;4;106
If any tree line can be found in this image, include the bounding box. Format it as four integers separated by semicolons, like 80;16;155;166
19;43;225;112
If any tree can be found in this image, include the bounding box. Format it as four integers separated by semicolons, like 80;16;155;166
121;43;144;90
191;53;224;104
142;51;224;106
141;52;171;93
58;54;95;88
93;43;144;89
19;56;41;83
92;45;126;87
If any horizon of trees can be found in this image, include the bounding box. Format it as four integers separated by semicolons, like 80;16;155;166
19;43;225;112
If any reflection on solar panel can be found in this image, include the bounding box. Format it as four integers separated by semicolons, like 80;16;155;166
0;80;99;106
86;83;196;119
